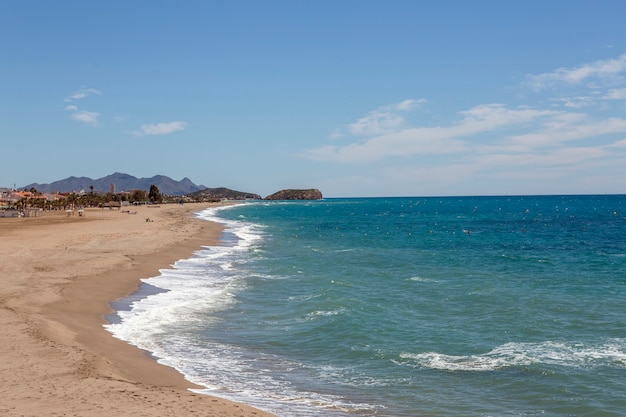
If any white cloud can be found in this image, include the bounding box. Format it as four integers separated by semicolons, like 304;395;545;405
396;99;425;111
475;146;608;168
526;54;626;91
457;104;556;131
604;88;626;100
65;87;102;102
348;110;405;136
607;138;626;148
509;117;626;149
306;103;557;164
70;110;100;126
64;87;102;126
557;95;596;108
134;121;187;136
332;99;427;138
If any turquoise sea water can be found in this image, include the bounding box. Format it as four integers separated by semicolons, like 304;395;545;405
106;196;626;416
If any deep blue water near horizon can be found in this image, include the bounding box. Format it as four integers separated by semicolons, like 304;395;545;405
106;195;626;416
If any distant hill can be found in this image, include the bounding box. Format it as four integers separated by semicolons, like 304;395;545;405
23;172;207;196
264;189;323;200
188;187;261;201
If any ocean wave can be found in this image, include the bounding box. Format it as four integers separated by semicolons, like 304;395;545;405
408;276;439;283
105;204;261;361
306;308;346;318
398;339;626;371
185;345;379;416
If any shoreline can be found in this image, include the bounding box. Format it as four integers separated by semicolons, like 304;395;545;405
0;203;276;417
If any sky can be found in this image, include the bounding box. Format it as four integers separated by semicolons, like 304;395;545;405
2;1;626;197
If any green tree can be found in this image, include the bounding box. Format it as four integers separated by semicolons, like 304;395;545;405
148;184;162;203
66;193;78;209
131;189;148;203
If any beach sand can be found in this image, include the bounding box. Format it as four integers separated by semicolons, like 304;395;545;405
0;203;276;417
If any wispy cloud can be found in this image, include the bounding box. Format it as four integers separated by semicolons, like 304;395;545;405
347;110;405;137
607;138;626;149
604;88;626;100
69;110;100;126
397;99;424;111
65;87;102;126
65;87;102;102
133;121;187;136
305;103;557;164
508;116;626;149
526;54;626;91
330;99;427;139
548;88;626;110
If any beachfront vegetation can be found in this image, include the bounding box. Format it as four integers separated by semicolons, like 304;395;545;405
148;184;163;203
8;188;166;211
3;182;255;213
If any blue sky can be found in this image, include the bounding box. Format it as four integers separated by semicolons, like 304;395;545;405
2;1;626;197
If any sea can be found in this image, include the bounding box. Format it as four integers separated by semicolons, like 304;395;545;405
105;195;626;416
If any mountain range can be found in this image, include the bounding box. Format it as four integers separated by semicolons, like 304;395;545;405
23;173;320;200
23;172;207;196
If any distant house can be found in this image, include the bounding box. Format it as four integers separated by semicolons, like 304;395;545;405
1;190;65;203
1;190;26;205
0;188;11;206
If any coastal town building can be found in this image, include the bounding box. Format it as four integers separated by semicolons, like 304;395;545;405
0;187;70;217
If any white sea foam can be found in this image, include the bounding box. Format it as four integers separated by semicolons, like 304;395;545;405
409;276;438;282
306;308;346;318
288;293;323;302
105;204;258;371
398;339;626;371
105;203;373;416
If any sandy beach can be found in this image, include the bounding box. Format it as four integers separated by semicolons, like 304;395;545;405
0;203;276;417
